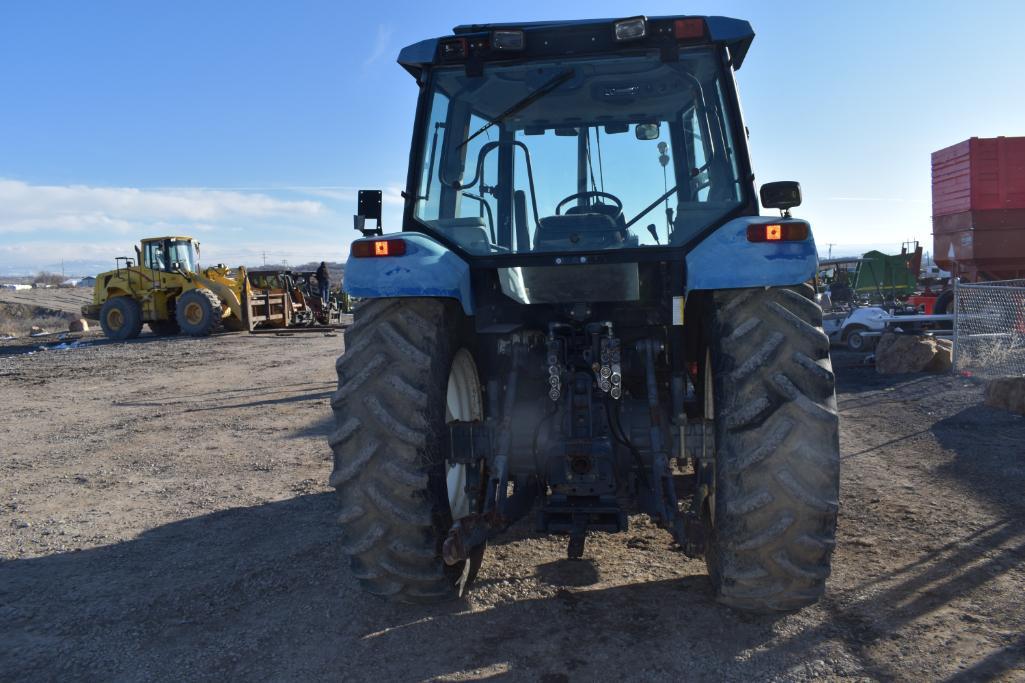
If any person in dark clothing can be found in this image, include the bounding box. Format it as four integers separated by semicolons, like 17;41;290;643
316;262;331;302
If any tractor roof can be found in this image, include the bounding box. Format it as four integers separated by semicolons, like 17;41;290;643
140;236;194;243
398;15;754;78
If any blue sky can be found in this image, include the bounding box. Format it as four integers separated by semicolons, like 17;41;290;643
1;1;1023;274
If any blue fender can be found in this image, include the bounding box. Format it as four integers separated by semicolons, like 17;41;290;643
686;217;818;291
344;232;474;315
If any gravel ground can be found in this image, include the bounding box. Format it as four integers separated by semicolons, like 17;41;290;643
1;333;1023;681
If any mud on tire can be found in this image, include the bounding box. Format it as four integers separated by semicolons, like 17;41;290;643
705;284;840;612
329;298;481;602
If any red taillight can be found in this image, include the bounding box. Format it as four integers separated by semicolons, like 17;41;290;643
351;239;407;258
746;223;809;243
674;18;706;40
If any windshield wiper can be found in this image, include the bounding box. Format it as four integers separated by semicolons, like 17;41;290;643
457;68;575;149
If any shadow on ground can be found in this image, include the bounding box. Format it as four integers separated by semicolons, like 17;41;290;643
2;487;1023;680
932;404;1025;513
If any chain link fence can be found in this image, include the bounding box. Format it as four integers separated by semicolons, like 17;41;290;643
953;279;1025;377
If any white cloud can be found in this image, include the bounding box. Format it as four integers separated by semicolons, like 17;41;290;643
299;184;405;206
0;178;323;235
0;177;408;273
363;24;394;68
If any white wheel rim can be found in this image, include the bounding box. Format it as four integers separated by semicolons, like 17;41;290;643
445;349;482;520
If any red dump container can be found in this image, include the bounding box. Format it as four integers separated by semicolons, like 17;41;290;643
932;136;1025;280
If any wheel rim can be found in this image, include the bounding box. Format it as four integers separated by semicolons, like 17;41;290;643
445;349;482;520
848;332;864;350
107;308;123;331
184;301;204;326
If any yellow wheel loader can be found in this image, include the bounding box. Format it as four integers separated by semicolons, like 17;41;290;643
83;236;250;340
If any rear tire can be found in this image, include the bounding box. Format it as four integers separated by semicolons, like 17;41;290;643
705;285;840;612
175;289;222;337
329;298;484;602
99;296;143;340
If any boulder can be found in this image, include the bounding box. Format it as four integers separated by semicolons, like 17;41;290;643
875;333;940;374
68;319;89;333
984;377;1025;415
926;344;953;373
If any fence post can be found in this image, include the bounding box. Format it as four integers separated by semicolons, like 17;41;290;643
951;279;959;374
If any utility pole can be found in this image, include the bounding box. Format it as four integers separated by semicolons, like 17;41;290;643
826;243;836;260
262;251;267;267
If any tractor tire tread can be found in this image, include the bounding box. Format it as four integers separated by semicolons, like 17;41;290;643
329;297;475;603
706;285;840;613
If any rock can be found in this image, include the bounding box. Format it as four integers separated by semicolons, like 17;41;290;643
68;319;89;332
984;377;1025;415
875;333;940;374
926;344;953;372
29;325;47;336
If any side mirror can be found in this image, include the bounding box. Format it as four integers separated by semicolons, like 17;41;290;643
760;181;802;214
635;123;660;140
355;190;383;237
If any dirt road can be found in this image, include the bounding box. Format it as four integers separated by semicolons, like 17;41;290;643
1;333;1023;681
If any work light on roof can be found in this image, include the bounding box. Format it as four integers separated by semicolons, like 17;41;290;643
613;16;647;42
492;30;524;51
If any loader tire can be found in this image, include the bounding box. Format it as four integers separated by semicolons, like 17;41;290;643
99;296;143;340
329;298;484;602
705;284;839;612
176;289;222;337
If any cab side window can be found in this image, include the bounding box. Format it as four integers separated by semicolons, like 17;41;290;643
144;243;167;271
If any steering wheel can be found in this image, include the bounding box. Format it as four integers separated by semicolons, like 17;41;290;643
555;191;624;215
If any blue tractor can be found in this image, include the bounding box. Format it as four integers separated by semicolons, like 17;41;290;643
332;15;839;612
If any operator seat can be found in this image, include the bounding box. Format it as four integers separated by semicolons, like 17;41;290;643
534;203;628;251
564;201;625;229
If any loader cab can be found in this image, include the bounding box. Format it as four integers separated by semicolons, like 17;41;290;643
141;237;199;273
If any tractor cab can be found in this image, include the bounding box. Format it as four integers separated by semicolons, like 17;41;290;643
138;237;200;273
392;16;759;264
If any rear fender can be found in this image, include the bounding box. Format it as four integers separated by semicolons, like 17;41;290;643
686;217;818;291
344;232;474;315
